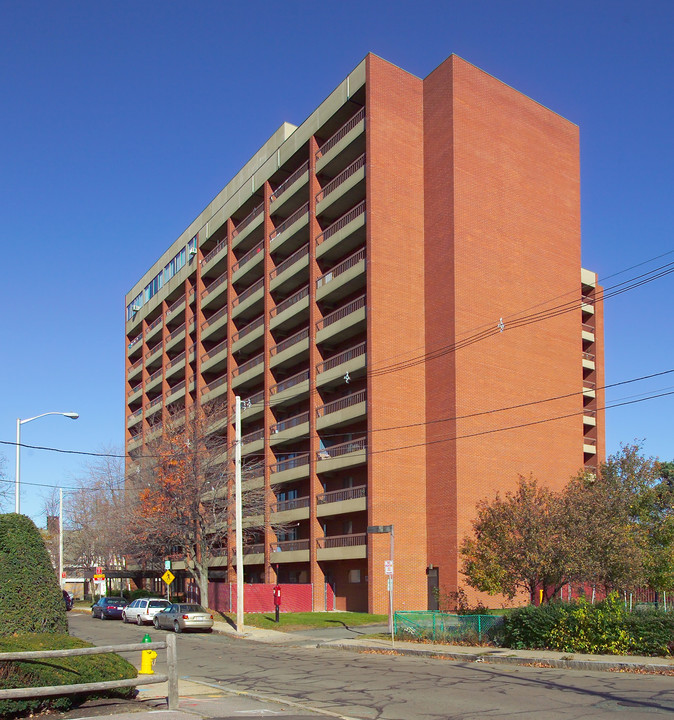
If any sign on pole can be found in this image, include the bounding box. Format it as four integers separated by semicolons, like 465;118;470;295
384;560;394;575
162;570;176;586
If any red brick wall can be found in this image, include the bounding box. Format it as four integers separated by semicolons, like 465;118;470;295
366;55;427;614
424;56;584;602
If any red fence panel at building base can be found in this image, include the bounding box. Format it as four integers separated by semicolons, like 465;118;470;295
208;583;314;613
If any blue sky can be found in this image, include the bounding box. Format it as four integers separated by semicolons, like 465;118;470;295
1;0;672;525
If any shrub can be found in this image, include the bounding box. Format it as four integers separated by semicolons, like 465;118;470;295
624;608;674;656
503;602;566;649
0;514;66;635
0;633;137;717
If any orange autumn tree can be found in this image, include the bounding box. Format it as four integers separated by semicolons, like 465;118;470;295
127;401;264;605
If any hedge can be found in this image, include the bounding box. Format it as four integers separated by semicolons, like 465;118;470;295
503;595;674;656
0;633;137;717
0;514;66;635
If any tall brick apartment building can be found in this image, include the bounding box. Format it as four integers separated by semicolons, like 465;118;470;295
124;54;604;613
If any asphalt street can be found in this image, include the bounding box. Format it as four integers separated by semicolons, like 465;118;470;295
69;613;674;719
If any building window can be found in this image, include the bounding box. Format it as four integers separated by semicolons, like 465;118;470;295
126;292;143;320
348;569;361;583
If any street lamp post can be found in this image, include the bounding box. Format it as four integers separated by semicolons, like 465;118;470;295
15;412;79;514
367;524;394;642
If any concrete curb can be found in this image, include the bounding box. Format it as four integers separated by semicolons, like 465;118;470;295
318;641;674;674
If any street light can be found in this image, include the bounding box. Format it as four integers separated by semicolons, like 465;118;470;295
367;524;394;641
15;412;79;514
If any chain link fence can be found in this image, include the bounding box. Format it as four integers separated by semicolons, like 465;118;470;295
394;611;504;644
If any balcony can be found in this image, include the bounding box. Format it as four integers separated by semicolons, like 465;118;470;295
201;306;228;341
316;202;366;260
270;327;309;368
145;395;163;419
127;357;143;381
128;332;142;355
237;390;265;422
316;532;367;561
165;322;186;351
200;239;227;270
242;543;265;565
231;353;264;388
270;285;309;332
232;278;264;319
583;409;597;427
581;298;595;316
583;437;597;455
232;241;264;284
269;539;310;564
232;202;264;248
270;161;309;214
582;322;595;342
146;366;163;393
270;411;309;446
201;339;228;374
316;154;366;220
270;495;310;523
242;428;265;455
232;315;265;354
582;379;596;399
582;351;596;371
166;379;186;406
270;452;310;484
316;342;366;387
316;294;366;346
127;381;143;403
270;244;309;293
316;107;365;173
145;314;163;343
201;376;228;402
315;437;367;473
316;389;366;431
317;484;367;518
201;273;227;310
165;350;186;379
127;407;143;427
316;247;366;303
269;203;309;252
269;369;310;406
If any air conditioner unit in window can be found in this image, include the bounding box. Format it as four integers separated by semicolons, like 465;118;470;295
132;305;141;313
188;247;197;256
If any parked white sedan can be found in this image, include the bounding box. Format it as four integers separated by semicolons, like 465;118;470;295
153;603;214;633
122;598;171;625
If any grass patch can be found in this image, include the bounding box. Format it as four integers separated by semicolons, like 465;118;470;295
216;611;387;631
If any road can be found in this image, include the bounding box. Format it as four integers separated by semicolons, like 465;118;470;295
69;613;674;719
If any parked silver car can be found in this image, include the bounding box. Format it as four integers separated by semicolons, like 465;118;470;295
153;603;214;633
122;597;171;625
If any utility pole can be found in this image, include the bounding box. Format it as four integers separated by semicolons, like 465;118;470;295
59;488;64;589
235;395;244;632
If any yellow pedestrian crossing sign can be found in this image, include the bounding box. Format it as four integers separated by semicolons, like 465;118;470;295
162;570;175;585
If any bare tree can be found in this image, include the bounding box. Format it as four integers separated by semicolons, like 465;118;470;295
65;449;128;571
125;402;268;604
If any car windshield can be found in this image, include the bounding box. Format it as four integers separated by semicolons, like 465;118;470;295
179;604;205;613
149;600;170;608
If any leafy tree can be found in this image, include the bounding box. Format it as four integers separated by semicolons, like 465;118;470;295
461;476;570;602
0;514;66;635
0;456;10;512
125;403;268;605
641;459;674;592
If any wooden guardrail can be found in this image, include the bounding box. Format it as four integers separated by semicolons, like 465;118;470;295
0;636;178;710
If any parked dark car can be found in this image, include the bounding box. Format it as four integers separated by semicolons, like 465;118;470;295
63;590;73;611
91;596;128;620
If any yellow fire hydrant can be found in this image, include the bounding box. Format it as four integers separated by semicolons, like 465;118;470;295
139;633;157;675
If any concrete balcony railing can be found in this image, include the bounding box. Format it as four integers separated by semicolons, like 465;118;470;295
270;453;310;475
242;428;265;445
201;273;227;300
232;277;264;309
232;316;264;344
270;369;310;397
232;353;264;379
270;161;309;203
232;203;264;240
269;539;310;553
583;437;597;455
316;107;365;162
316;390;366;419
270;496;310;514
232;240;264;277
270;327;309;357
317;485;366;505
317;342;366;375
317;437;366;462
200;376;227;398
317;532;366;550
270;244;309;283
201;306;228;335
269;203;309;245
270;411;310;435
201;239;227;267
316;247;366;292
316;154;365;204
316;202;365;249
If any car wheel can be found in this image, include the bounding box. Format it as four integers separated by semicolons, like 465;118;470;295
101;612;107;620
173;621;182;634
136;615;144;626
153;617;160;629
122;612;128;623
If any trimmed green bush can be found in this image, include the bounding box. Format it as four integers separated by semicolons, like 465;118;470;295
503;595;674;656
0;514;66;635
0;633;137;717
